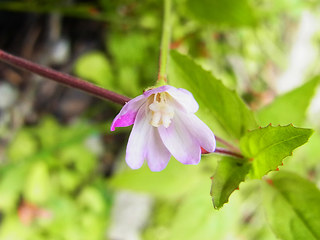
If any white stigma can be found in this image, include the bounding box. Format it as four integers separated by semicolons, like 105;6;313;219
148;92;174;128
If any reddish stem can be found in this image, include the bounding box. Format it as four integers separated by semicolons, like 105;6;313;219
0;49;130;105
202;147;244;159
215;147;243;158
215;136;240;152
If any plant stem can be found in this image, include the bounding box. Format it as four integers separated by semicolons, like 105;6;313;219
202;147;244;159
157;0;172;85
0;49;131;105
215;136;241;153
214;148;243;158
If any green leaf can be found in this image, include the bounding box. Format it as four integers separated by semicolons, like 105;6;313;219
210;156;251;209
263;171;320;240
184;0;256;27
74;51;114;89
257;76;320;126
169;51;257;141
240;125;313;179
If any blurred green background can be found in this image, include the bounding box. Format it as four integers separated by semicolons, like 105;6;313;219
0;0;320;239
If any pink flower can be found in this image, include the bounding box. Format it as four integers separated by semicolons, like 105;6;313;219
111;85;216;171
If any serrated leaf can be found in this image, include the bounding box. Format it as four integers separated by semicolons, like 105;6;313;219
210;156;251;209
169;51;257;141
263;171;320;240
240;125;313;179
257;76;320;126
184;0;256;27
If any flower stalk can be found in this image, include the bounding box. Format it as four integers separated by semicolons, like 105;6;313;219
0;49;130;105
157;0;172;85
215;136;241;153
213;148;243;159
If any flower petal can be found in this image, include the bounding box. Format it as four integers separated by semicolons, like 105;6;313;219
145;128;171;171
143;85;172;98
167;88;199;113
110;94;146;131
143;85;199;113
125;102;150;169
158;114;201;165
177;111;216;152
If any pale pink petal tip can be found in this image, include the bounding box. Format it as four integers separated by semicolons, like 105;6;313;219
146;128;171;171
147;158;170;171
158;117;202;166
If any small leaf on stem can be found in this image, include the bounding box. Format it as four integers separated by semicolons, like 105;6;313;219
210;156;251;209
240;125;313;179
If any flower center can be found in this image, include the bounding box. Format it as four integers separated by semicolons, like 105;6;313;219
148;92;174;128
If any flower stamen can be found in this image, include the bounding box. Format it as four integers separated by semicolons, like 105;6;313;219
149;93;174;128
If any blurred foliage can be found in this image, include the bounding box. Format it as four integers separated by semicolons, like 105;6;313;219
0;0;320;240
74;51;114;90
257;76;320;126
183;0;257;27
0;118;111;240
263;171;320;240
